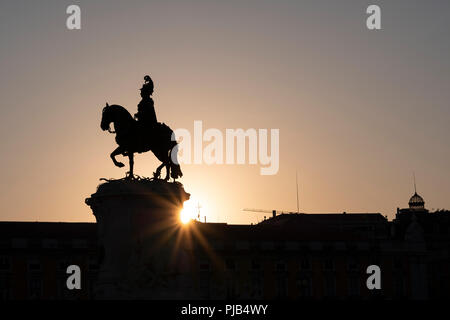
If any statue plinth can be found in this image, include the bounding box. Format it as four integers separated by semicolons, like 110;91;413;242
85;178;193;299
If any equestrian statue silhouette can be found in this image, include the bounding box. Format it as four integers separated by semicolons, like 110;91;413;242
100;75;182;181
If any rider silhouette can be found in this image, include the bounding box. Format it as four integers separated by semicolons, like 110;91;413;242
135;75;157;129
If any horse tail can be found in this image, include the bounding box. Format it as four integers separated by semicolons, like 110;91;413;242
170;163;183;180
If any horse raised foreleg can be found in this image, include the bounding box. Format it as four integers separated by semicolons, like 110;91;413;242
110;146;125;168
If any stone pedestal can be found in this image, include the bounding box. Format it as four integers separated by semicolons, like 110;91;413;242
85;178;194;299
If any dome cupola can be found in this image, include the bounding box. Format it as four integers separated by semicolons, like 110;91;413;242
408;192;425;210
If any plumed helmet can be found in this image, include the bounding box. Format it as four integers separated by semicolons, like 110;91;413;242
140;75;154;95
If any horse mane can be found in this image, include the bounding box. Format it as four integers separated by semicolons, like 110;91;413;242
109;104;134;121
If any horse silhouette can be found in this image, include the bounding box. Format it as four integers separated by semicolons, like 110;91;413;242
100;103;182;180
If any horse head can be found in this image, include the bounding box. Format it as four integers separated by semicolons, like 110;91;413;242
101;103;135;135
100;102;113;132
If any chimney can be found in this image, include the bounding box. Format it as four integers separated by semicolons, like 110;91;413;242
272;210;276;218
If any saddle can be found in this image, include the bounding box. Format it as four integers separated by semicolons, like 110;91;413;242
135;121;176;153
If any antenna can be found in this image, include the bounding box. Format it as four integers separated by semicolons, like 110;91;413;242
413;172;417;194
196;202;202;221
296;171;300;213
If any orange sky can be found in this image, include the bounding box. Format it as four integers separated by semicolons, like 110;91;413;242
1;0;449;224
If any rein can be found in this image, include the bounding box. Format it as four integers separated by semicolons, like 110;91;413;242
104;105;134;134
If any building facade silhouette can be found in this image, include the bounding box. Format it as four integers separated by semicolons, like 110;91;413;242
0;191;449;300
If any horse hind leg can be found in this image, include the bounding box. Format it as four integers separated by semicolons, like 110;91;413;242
164;148;174;181
168;146;182;180
153;163;165;179
164;162;170;181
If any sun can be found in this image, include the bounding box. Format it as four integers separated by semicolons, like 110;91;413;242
179;198;206;224
180;207;193;224
179;199;196;224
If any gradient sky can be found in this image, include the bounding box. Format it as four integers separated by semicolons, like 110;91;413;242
1;0;449;224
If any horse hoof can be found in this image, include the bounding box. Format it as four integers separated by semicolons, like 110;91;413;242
125;171;136;179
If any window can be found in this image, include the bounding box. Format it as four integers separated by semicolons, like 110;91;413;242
43;239;58;249
0;276;10;299
28;259;41;272
297;277;312;298
261;242;274;250
348;277;360;296
323;259;334;271
57;276;71;299
324;276;336;297
199;274;211;299
347;258;359;271
59;259;73;272
12;238;27;249
199;261;210;272
88;257;99;271
300;258;311;270
0;240;8;249
0;256;11;271
394;276;404;298
226;278;238;299
225;259;236;271
393;259;403;270
276;275;288;298
251;260;260;271
276;261;286;272
251;275;263;298
236;241;249;250
87;279;96;299
72;239;88;249
370;257;381;266
29;278;43;299
211;241;224;250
